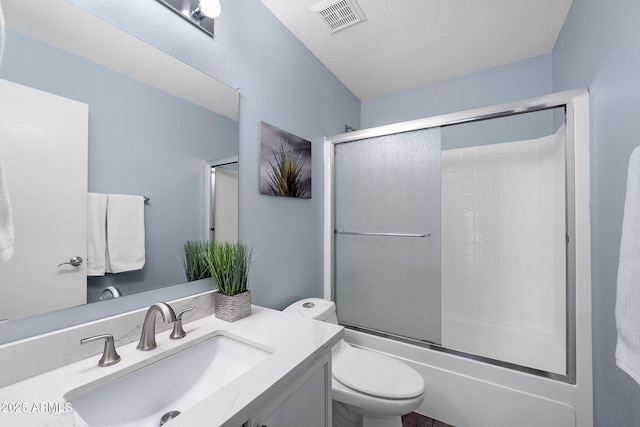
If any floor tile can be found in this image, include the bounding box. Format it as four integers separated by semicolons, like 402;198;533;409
402;412;454;427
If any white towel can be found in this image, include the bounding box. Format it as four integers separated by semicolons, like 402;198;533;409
0;152;13;263
0;0;5;68
616;146;640;386
106;194;145;273
87;192;107;276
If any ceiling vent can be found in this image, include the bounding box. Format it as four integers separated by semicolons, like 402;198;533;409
311;0;366;34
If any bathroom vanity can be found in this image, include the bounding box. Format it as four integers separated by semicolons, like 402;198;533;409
0;291;343;426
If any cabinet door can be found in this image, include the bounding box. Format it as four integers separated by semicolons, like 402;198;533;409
251;362;330;427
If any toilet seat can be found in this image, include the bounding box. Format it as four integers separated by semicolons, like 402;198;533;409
332;347;424;400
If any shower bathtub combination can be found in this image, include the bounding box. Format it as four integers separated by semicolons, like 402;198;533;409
323;89;592;427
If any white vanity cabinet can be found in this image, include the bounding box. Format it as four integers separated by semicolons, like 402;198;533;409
245;353;332;427
0;302;343;427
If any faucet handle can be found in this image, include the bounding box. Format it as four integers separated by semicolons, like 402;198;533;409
170;307;194;340
80;334;121;367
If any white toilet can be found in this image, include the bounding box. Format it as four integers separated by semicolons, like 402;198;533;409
283;298;425;427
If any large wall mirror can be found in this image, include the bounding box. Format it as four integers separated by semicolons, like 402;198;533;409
0;0;238;340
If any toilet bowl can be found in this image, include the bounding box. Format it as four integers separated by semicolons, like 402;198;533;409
283;298;425;427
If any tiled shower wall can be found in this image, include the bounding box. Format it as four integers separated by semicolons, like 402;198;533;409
440;128;566;374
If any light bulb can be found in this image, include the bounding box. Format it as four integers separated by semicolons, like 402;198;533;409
198;0;221;18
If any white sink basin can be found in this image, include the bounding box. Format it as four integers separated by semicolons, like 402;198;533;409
64;333;271;427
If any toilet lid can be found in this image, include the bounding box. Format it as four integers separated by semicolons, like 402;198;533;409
333;347;424;399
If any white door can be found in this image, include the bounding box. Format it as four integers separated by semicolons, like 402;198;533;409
214;167;238;243
0;79;88;321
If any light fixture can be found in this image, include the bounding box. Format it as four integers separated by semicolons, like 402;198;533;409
156;0;220;37
192;0;221;19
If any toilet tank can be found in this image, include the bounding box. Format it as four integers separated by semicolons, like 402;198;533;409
283;298;339;324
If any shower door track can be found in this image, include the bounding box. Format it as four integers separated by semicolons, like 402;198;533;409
342;321;565;382
324;87;591;385
325;88;587;145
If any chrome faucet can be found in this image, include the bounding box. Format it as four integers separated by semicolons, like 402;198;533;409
137;303;177;351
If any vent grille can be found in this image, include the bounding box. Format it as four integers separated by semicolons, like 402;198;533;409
311;0;366;34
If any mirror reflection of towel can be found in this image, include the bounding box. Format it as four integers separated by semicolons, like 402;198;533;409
616;146;640;386
87;193;107;275
0;153;13;263
105;194;145;273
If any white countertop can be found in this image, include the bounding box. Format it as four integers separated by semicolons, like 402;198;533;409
0;305;343;426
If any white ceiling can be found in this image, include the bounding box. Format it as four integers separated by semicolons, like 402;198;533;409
259;0;573;101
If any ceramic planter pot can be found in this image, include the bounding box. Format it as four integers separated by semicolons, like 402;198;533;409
214;290;251;322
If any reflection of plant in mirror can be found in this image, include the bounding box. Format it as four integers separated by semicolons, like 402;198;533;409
204;242;252;296
181;241;212;282
266;141;308;198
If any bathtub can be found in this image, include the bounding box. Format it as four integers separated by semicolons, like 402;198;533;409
344;326;590;427
440;313;566;376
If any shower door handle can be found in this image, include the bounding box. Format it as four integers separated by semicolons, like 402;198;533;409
335;230;431;238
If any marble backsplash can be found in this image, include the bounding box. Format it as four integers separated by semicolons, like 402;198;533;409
0;290;216;388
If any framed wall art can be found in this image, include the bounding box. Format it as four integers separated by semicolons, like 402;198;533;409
260;121;311;199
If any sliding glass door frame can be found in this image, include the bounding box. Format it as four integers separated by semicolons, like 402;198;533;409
323;88;590;384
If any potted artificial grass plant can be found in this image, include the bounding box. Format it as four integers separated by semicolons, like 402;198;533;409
204;241;253;322
181;240;212;282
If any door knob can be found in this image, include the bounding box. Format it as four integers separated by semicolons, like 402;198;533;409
58;256;83;267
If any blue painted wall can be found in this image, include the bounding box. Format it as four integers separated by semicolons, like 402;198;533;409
67;0;361;310
361;53;553;129
553;1;640;425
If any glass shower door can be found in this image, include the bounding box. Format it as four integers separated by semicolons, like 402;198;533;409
333;128;442;344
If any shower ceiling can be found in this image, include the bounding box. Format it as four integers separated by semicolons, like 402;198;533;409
259;0;573;101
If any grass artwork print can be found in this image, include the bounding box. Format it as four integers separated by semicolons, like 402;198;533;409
260;121;311;199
